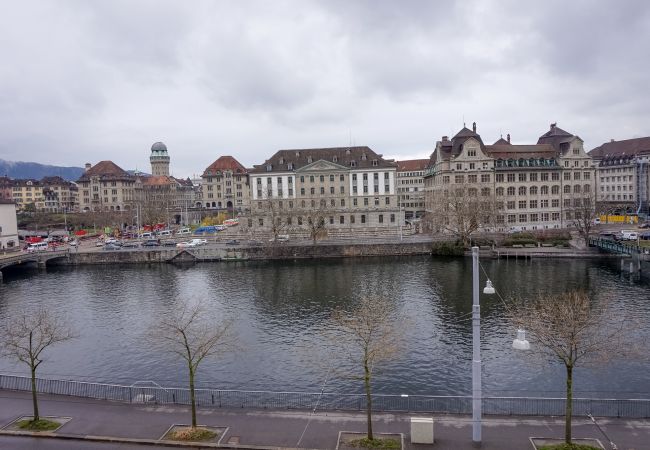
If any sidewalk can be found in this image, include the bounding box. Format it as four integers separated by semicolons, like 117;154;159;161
1;390;648;449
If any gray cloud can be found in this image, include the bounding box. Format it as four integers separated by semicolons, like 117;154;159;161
0;0;648;176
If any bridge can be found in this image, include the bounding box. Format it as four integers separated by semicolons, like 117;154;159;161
0;249;71;281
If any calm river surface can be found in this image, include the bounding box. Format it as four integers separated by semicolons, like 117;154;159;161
0;256;648;398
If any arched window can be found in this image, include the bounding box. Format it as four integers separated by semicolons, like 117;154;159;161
583;184;590;192
496;187;504;196
564;185;571;194
551;185;559;195
574;185;581;193
530;186;538;195
481;187;490;197
507;187;515;196
541;186;549;195
468;188;478;196
518;186;527;196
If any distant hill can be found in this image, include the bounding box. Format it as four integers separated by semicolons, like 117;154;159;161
0;159;84;181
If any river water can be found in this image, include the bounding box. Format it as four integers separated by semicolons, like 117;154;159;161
0;256;648;398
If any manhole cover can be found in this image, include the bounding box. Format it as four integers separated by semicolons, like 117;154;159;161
227;436;241;444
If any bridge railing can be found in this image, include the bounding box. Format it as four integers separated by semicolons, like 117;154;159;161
1;374;650;418
589;237;647;255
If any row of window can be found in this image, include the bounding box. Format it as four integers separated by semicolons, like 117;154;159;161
601;185;634;192
256;196;393;209
495;184;591;196
600;176;633;182
205;174;244;182
254;213;397;227
498;212;561;224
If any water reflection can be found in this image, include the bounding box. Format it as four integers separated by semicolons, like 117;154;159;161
0;256;648;397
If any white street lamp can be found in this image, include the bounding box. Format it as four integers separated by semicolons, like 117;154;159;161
512;329;530;351
471;246;495;445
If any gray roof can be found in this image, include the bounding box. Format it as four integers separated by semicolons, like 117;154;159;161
151;141;168;154
249;146;397;174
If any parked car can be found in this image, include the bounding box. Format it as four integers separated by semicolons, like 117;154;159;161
176;241;197;248
122;241;140;248
158;230;173;237
639;222;650;229
162;240;177;247
640;232;650;240
68;239;79;247
175;227;192;236
226;239;240;245
248;240;263;246
142;239;160;247
190;238;207;246
103;243;121;250
619;230;638;241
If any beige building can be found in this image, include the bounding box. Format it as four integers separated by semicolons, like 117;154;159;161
245;146;399;235
396;159;428;222
424;123;596;232
201;156;250;212
589;137;650;217
0;199;19;250
10;179;44;211
77;161;136;212
41;176;79;212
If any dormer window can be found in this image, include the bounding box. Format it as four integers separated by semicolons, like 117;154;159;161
279;157;284;164
346;148;351;155
295;151;300;158
372;159;378;166
361;153;367;161
287;163;293;170
333;155;338;163
350;160;356;167
266;164;272;172
307;156;313;163
468;148;476;157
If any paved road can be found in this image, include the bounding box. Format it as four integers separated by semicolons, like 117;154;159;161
0;436;189;449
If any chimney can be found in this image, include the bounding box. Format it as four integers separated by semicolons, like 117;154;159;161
550;123;556;130
84;163;91;172
610;139;615;142
507;133;511;143
472;122;476;133
442;136;449;142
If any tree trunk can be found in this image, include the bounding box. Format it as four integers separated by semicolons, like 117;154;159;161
189;365;196;428
364;361;373;441
565;365;573;444
31;366;39;422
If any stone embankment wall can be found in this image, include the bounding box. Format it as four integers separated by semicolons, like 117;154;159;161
51;242;433;266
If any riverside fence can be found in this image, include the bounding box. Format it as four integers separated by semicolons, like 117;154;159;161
1;374;649;418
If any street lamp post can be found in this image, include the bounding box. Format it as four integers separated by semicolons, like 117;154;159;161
472;246;495;445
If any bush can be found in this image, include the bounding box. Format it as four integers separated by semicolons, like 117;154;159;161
503;238;537;247
167;427;217;442
17;419;60;431
349;437;401;449
431;241;465;256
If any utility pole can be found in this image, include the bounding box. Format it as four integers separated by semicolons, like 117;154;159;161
472;246;481;445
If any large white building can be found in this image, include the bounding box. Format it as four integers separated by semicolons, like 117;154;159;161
245;146;400;235
424;123;596;232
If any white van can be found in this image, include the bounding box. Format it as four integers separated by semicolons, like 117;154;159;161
176;228;191;236
140;232;153;239
620;230;638;240
158;230;172;237
27;242;48;252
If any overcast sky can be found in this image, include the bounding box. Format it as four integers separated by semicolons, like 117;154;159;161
1;0;648;178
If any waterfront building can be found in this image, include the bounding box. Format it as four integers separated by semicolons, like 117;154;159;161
0;177;12;201
77;161;136;212
396;159;428;222
0;199;19;250
41;176;79;212
424;123;596;231
588;137;650;217
245;146;399;236
200;156;250;212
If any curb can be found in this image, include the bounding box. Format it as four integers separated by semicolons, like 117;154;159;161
0;430;319;450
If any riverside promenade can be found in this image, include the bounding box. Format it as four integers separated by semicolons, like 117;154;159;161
1;390;648;449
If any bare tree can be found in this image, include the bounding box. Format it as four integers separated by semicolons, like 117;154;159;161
152;301;236;428
327;297;402;442
427;185;497;247
302;199;330;243
509;290;634;445
569;193;599;246
251;189;294;241
0;310;74;423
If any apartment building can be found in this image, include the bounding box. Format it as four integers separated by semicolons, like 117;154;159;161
41;176;79;212
201;156;250;211
77;161;136;211
424;123;596;231
589;137;650;217
396;159;428;221
246;146;399;234
10;179;44;211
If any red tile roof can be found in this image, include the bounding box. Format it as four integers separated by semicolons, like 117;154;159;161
203;156;247;176
396;159;429;171
78;161;132;181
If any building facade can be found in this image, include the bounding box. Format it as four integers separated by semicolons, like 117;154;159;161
10;179;44;211
396;159;428;221
245;146;399;235
424;123;596;232
589;137;650;217
77;161;136;212
201;156;250;211
41;176;79;212
0;199;19;250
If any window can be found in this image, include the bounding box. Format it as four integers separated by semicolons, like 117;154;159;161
574;172;581;180
468;148;476;157
518;186;527;195
529;200;538;209
468;175;477;183
552;199;559;208
330;187;335;194
507;174;515;182
541;173;549;181
541;199;549;208
519;200;527;209
552;173;560;181
390;214;395;223
340;186;345;194
364;198;369;206
481;188;490;196
496;174;504;182
385;197;390;205
530;186;538;195
350;215;355;224
341;199;345;206
456;163;462;170
320;187;325;194
551;185;559;195
361;215;366;224
507;187;515;196
481;174;490;183
519;214;527;223
330;175;335;182
311;188;315;195
455;175;464;183
329;216;334;225
508;214;516;223
340;216;345;224
518;173;526;182
564;172;571;181
529;173;538;182
469;163;475;170
379;214;384;223
496;187;504;196
507;201;515;209
384;173;389;179
340;174;345;181
310;176;315;183
353;198;358;206
564;185;571;194
541;185;549;195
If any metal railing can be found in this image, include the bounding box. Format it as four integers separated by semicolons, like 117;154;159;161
1;374;649;418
